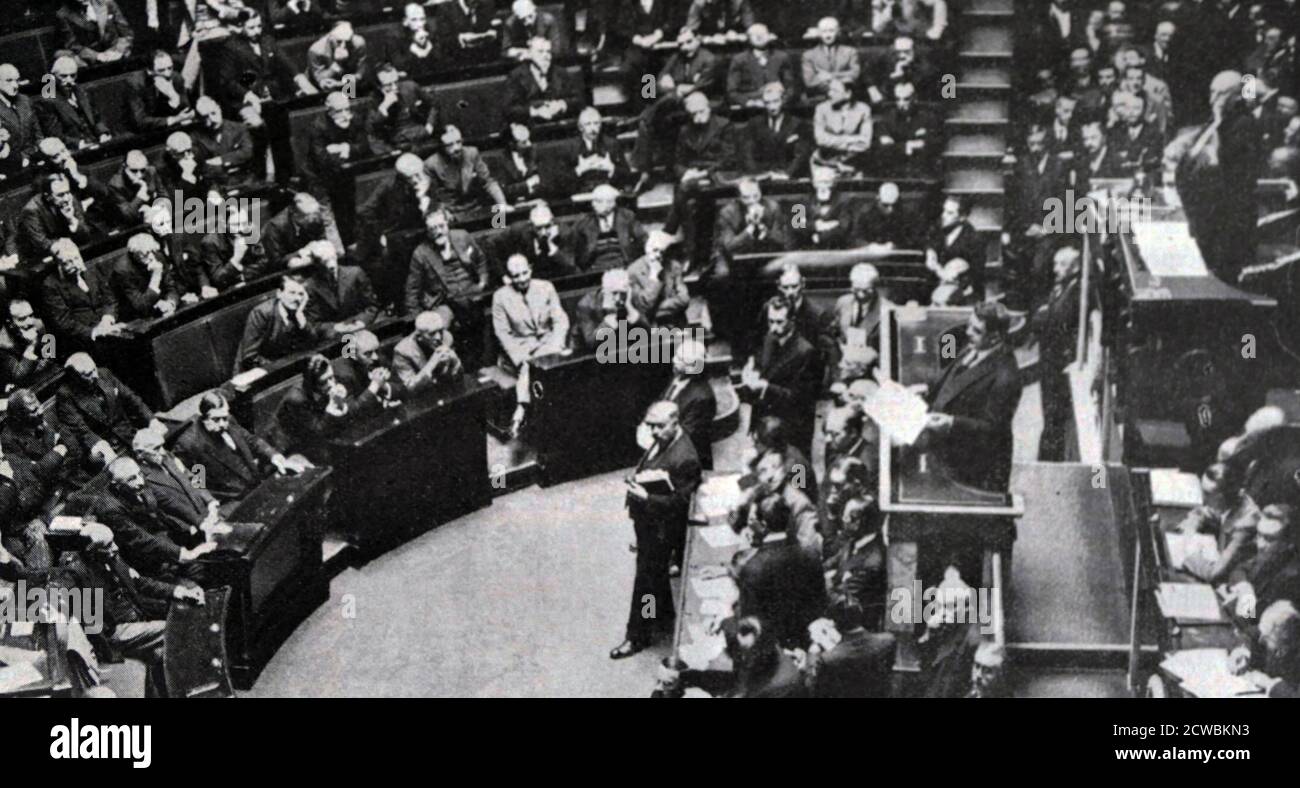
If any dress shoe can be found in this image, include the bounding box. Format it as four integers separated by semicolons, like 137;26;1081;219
609;639;646;659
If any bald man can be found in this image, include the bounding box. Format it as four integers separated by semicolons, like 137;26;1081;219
55;352;154;471
392;310;463;391
502;202;578;279
36;57;112;148
0;64;44;160
159;131;217;205
661;339;716;471
502;0;563;59
612;400;702;658
307;21;370;92
335;328;403;408
191;95;255;188
573;268;649;351
106;150;166;226
572;184;648;272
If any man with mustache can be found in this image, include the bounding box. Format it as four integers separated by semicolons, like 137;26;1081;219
36;56;113;149
38;238;121;352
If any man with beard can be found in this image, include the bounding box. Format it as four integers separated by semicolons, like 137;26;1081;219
39;238;121;352
498;123;548;202
502;0;563;60
564;107;626;192
36;57;112;149
405;208;490;337
356;153;436;300
424;124;507;216
191;96;256;189
626;230;690;329
386;3;440;84
739;82;812;179
504;37;583;125
235;274;331;372
0;301;57;388
793;167;853;250
366;63;438;156
573;268;648;352
261;192;328;273
867;36;934;107
1108;90;1163;185
726;24;798;110
1073;119;1123;190
124;50;195;134
572;184;647;272
924;195;984;297
55;351;153;469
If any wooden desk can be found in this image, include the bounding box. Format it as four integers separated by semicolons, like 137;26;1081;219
0;621;73;698
325;375;494;558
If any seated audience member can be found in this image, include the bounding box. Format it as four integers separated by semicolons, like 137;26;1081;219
131;426;221;535
56;0;134;66
299;240;378;334
686;0;755;43
801;609;896;698
2;387;83;494
774;263;834;363
1226;504;1300;621
405;207;490;330
627;231;690;328
739;298;821;459
367;63;438;155
630;28;720;182
308;21;370;93
424;124;508;215
109;232;181;321
491;254;569;432
307;92;374;192
900;0;948;41
877;81;939;175
0;64;43;161
335;329;402;407
386;3;440;84
236;275;331;372
747;415;816;498
33;137;119;230
830;263;889;381
732;446;821;558
55;352;153;468
803;17;861;101
813;79;873;175
502;0;562;60
565;108;626;192
602;0;670;105
918;567;985;697
1177;462;1260;584
37;57;113;149
574;268;649;352
664;91;738;234
503;203;578;279
735;490;828;647
191;96;256;188
392;309;465;392
660;339;716;471
39;238;121;350
106;150;166;227
0;126;21;181
929;258;977;306
498;123;548;202
740;82;813;179
53;521;203;697
867;36;936;107
924;195;984;296
858;182;919;248
159;131;221;205
1075;119;1124;186
436;0;500;64
1108;90;1163;184
200;205;266;290
819;454;873;555
268;0;327;33
573;185;647;272
172;391;294;502
213;10;317;134
356;153;436;271
794;167;854;249
0;300;57;388
261;192;328;273
125;51;195;134
505;37;584;125
711;178;790;275
823;491;887;631
727;24;797;110
822;404;876;481
276;354;355;465
19;174;102;266
1230;600;1300;698
725;616;808;698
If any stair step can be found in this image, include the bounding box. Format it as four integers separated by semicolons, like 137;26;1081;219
968;203;1004;230
946;168;1005;191
967;0;1014;12
959;65;1013;88
948;99;1009;122
961;25;1013;55
944;133;1007;157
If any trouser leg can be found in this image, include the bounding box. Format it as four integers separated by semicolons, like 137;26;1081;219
111;621;169;698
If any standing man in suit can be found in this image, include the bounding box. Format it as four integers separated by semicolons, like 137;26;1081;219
1034;246;1084;462
424;124;508;216
611;400;702;658
740;82;813;179
124;51;195;134
572;185;648;272
36;57;112;149
802;17;861;101
735;490;828;648
661;339;716;472
924;195;985;298
740;298;821;460
630;28;721;185
235;274;331;372
491;254;570;434
55;352;153;469
921;301;1022;493
171;391;294;503
1003;124;1070;308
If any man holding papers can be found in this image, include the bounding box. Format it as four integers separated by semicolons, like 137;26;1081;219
920;302;1022;493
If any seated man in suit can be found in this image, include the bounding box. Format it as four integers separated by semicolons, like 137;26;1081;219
573;268;649;353
924;195;985;297
307;21;370;93
1108;90;1164;184
436;0;500;64
357;153;437;266
1;387;84;495
664;90;738;235
235;274;332;372
630;28;721;184
36;57;113;149
424;124;508;216
55;352;154;469
19;174;104;268
502;0;563;60
275;353;358;465
565;107;626;193
505;37;584;125
740;82;812;180
572;185;647;272
813;79;873;175
106;150;167;228
739;298;821;460
1230;599;1300;698
819;454;873;557
660;339;716;471
498;123;551;203
793;167;854;249
158;131;222;206
735;489;828;648
298;240;379;335
260;193;328;274
920;301;1022;493
108;233;182;322
39;237;122;351
32;137;120;230
858;181;919;249
802;604;896;698
171;391;295;503
56;0;134;67
1226;505;1300;622
191;96;256;189
627;230;690;329
491;253;570;433
684;0;754;41
502;203;578;280
405;207;489;343
367;62;438;155
732;442;822;558
829;263;889;383
124;50;195;134
392;310;465;392
876;80;940;176
385;3;440;84
0;64;43;163
268;0;327;33
726;24;797;110
199;205;266;290
335;329;402;408
306;92;374;194
822;491;887;633
0;301;58;389
711;177;791;278
132;426;221;536
802;17;861;101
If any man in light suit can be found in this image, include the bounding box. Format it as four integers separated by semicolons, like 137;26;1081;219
392;310;464;392
829;263;889;382
424;124;507;215
572;185;648;272
171;391;292;503
921;301;1022;493
491;254;569;432
626;230;690;329
306;21;370;92
802;17;861;100
610;400;702;658
660;339;716;472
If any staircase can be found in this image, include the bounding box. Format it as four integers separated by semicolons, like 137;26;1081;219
944;0;1016;271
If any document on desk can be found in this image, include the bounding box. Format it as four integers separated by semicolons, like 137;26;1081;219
862;379;928;446
698;524;743;549
694;474;744;521
0;661;43;693
1149;468;1203;507
1162;650;1264;697
1131;221;1209;278
1165;532;1220;571
1156;582;1225;622
691;576;739;604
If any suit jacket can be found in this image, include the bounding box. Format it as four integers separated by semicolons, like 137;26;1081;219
750;331;820;455
275;386;350;465
303;265;378;327
259;208;326;272
791;193;855;249
501;221;578;279
356;173;431;260
424;147;507;208
563;134;626;192
712;197;791;268
628;428;701;531
191;119;255;185
213;34;301;110
491;280;569;369
928;220;984;289
675;116;736;179
497;147;547;202
1107;122;1163;182
501;10;563;54
56;0;133;63
504;63;585;125
18;193;100;266
390;332;463;391
726;49;797;107
857;203;918;248
36;87;110;147
829;292;889;357
334;355;404;408
405;230;488;315
1228;544;1300;617
199;231;267;290
54;367;152;459
1007;151;1070;234
170;416;278;502
39;267;117;347
0;323;59;393
573;287;650;351
105;165;166;226
740;113;812;177
626;254;690;325
737;533;828;646
366;81;437;154
0;94;44;160
0;413;83;493
826;532;887;629
235;300;331;372
124;72;191;133
806;629;895;698
685;0;755;35
83;485;199;577
927;343;1022;492
307;33;370;90
660;374;716;471
572;208;647;272
52;551;171;639
305;114;373;188
436;0;498;55
1033;277;1081;369
659;49;721;98
107;254;179;321
802;44;862;97
140;452;215;532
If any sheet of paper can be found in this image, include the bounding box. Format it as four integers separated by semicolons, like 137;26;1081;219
1156;582;1224;622
698;524;743;549
1149;468;1203;507
690;576;738;604
1179;671;1263;698
1165;532;1220;571
1160;648;1229;681
0;662;43;693
698;598;732;617
861;378;928;446
694;474;744;520
1131;220;1209;278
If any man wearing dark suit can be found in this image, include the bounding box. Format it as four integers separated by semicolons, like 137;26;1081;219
300;242;379;332
108;233;181;321
212;11;311;121
501;0;563;58
39;238;120;352
366;65;438;155
56;0;134;66
1227;505;1300;622
1034;247;1083;462
498;123;550;202
627;231;690;328
436;0;500;65
55;352;153;466
424;125;508;214
775;264;835;375
922;302;1022;493
739;82;812;178
876;81;939;176
740;298;821;460
711;178;790;277
824;495;887;627
792;168;854;250
0;64;45;161
500;204;578;280
736;491;828;648
1074;120;1124;190
665;91;737;235
132;427;219;536
306;92;374;193
267;0;327;33
1108;90;1164;183
105;151;166;227
726;25;798;109
804;617;895;698
660;340;716;471
199;207;267;290
725;616;809;697
191;97;256;189
260;193;329;274
18;174;102;267
124;51;194;134
685;0;755;38
171;392;291;503
573;268;650;352
857;182;919;248
611;400;702;658
564;108;627;192
36;57;112;149
1003;124;1071;305
924;195;986;298
504;38;584;125
405;208;489;329
1;388;85;495
335;328;403;408
235;275;332;372
572;186;648;272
